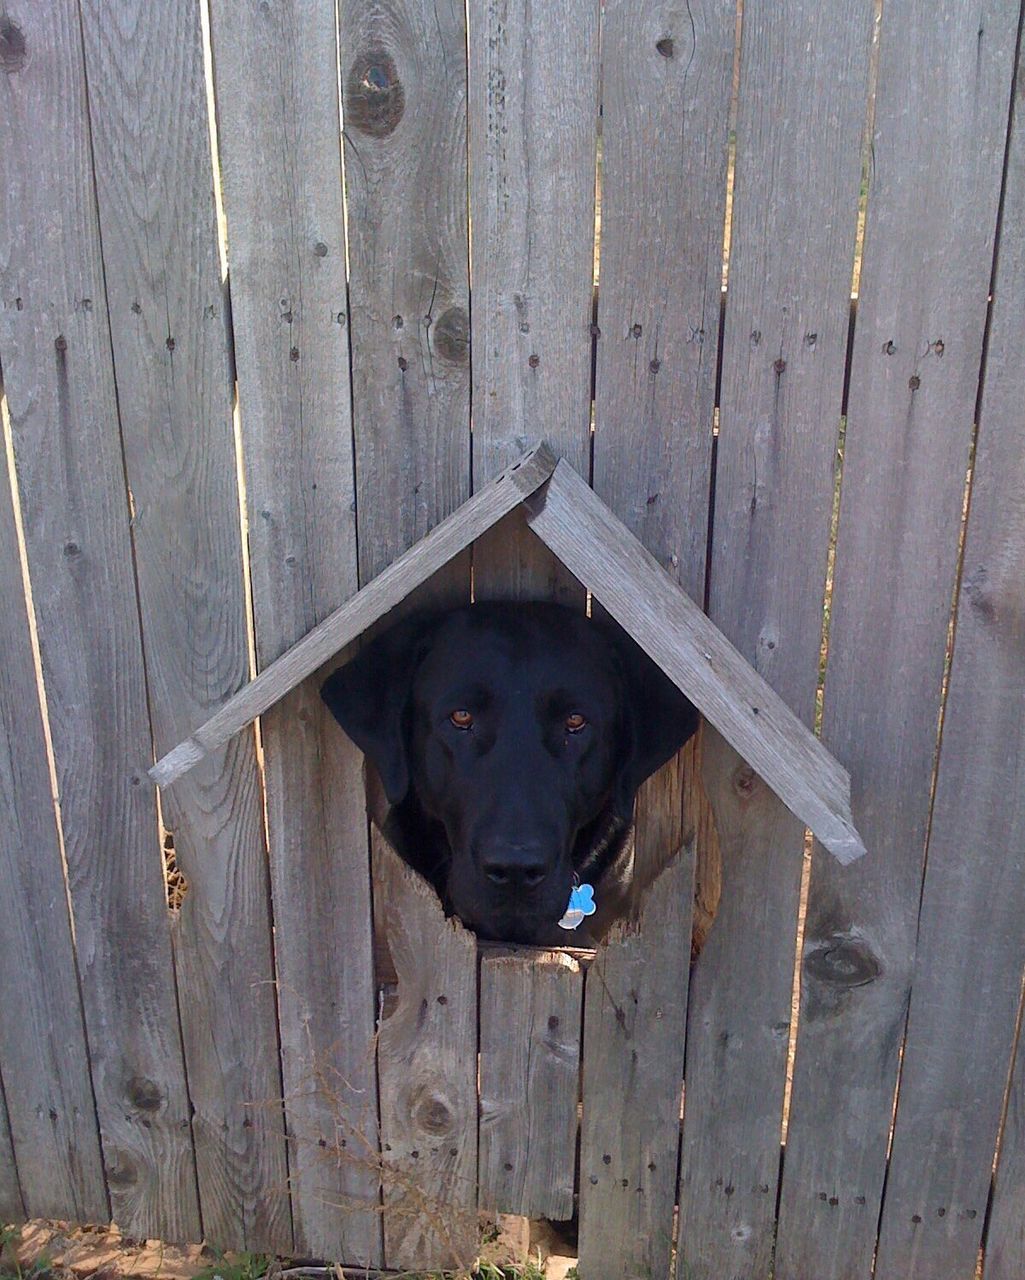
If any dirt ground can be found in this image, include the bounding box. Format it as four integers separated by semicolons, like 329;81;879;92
1;1220;578;1280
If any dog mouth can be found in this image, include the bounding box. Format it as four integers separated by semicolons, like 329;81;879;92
445;863;575;945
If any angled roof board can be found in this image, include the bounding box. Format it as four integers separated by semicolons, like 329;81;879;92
150;443;866;865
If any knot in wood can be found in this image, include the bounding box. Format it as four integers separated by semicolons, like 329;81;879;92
432;306;469;363
106;1153;137;1187
0;17;27;72
126;1075;164;1112
732;763;759;797
804;936;881;988
346;49;405;137
414;1090;453;1136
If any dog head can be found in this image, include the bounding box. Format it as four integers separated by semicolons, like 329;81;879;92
321;602;698;942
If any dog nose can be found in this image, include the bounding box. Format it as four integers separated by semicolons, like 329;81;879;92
480;845;549;891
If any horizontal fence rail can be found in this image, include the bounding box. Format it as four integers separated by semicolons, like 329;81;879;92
1;1;1024;1277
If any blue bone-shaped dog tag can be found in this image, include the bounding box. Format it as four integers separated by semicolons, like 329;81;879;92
557;882;596;931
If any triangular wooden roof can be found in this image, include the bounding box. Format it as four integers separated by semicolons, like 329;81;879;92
150;441;866;864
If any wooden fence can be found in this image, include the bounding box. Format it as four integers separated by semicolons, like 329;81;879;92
1;2;1024;1278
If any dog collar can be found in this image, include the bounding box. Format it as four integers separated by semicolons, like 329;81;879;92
558;881;596;930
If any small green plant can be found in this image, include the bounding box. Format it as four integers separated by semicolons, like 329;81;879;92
191;1252;271;1280
470;1262;547;1280
0;1227;54;1280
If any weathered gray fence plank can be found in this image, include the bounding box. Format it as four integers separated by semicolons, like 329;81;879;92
468;0;599;599
340;0;471;592
0;0;196;1237
373;828;478;1273
0;1079;23;1222
578;843;695;1280
775;7;1022;1278
672;3;876;1274
869;21;1025;1276
581;5;733;1266
337;13;472;1249
0;440;107;1223
593;0;733;610
81;0;291;1249
987;1022;1025;1280
207;0;380;1260
479;950;583;1221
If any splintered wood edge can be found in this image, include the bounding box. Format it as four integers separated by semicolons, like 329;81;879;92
598;836;697;949
371;822;473;943
524;461;868;865
148;441;557;787
478;946;584;972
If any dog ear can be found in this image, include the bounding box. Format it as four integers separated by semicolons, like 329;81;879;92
611;629;700;824
320;614;437;805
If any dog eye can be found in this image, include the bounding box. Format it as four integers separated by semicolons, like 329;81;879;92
565;712;587;733
449;709;474;730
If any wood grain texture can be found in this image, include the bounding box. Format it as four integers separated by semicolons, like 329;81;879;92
674;3;876;1274
206;0;379;1260
870;22;1025;1276
0;435;106;1223
340;0;471;586
373;828;478;1273
987;1024;1025;1280
577;843;695;1280
775;7;1022;1278
583;9;732;1266
468;0;599;600
593;0;733;606
80;0;290;1249
0;0;196;1237
150;443;556;787
0;1079;23;1222
478;950;583;1221
524;463;865;862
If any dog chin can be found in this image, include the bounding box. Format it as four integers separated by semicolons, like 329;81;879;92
447;882;571;945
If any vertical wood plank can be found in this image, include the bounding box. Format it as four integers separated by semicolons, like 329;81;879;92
676;3;874;1276
869;22;1025;1276
578;843;695;1280
987;1023;1025;1280
81;0;291;1249
340;0;471;589
373;828;478;1273
468;0;599;599
581;3;733;1266
0;1078;24;1222
338;0;472;1263
478;950;583;1221
206;0;379;1262
592;0;733;609
0;0;196;1238
0;449;106;1224
775;8;1022;1279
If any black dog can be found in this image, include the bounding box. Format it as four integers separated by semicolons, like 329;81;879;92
321;602;698;944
